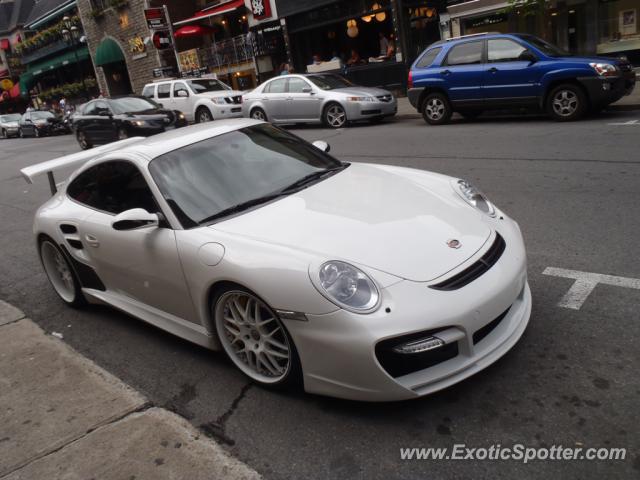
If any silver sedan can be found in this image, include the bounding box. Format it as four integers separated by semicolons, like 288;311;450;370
0;113;21;139
242;74;397;128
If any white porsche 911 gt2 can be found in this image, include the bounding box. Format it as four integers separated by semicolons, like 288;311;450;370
21;119;531;401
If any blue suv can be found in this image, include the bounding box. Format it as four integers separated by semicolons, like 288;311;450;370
408;33;636;124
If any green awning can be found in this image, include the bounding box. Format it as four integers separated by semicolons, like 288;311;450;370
94;38;125;67
26;46;90;77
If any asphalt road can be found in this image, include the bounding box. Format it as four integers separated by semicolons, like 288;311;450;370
1;111;639;479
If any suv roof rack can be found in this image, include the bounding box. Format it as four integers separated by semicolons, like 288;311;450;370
445;32;500;42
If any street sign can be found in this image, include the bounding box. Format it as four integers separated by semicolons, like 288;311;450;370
152;66;177;78
152;31;172;50
144;7;168;29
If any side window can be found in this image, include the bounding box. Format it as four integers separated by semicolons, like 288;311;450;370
287;77;311;93
445;41;483;66
67;161;159;215
173;82;189;97
157;83;171;99
265;78;287;93
94;100;111;115
83;101;98;115
142;85;155;98
416;47;442;68
488;39;528;62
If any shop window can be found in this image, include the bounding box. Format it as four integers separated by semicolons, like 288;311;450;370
415;46;441;68
90;0;109;11
157;83;171;99
445;41;483;66
487;39;527;62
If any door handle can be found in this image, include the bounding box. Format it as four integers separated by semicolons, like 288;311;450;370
440;69;451;76
286;97;293;101
488;67;498;73
85;234;100;247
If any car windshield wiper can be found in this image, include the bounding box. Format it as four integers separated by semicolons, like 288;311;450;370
197;192;286;225
280;164;348;194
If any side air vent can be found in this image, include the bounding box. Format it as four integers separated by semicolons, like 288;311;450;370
430;233;506;291
67;239;83;250
60;224;77;234
472;307;511;345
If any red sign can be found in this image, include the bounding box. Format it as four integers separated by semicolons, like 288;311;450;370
144;7;168;29
250;0;272;20
152;31;171;50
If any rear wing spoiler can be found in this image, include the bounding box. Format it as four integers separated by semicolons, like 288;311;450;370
20;137;145;195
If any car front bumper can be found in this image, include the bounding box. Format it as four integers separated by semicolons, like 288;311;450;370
3;126;19;136
283;217;531;401
345;98;398;121
578;72;636;107
210;103;244;119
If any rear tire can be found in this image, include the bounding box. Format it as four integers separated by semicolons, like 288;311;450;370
421;92;452;125
250;107;267;121
77;130;92;150
1;129;7;139
546;84;587;122
196;107;213;123
39;238;85;308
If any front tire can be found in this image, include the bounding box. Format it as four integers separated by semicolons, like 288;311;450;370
196;107;213;123
422;92;452;125
77;130;92;150
547;84;587;121
1;129;6;139
323;103;347;128
117;127;128;140
212;286;301;388
39;238;85;307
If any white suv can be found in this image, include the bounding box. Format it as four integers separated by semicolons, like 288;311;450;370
142;76;244;123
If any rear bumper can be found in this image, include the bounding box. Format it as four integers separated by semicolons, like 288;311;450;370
407;87;423;110
578;73;636;107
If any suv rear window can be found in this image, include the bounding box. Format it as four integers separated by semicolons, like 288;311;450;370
445;41;483;66
416;47;442;68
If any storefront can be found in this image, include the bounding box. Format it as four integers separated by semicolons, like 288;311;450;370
276;0;448;91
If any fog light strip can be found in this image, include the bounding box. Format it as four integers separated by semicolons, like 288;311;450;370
392;336;445;354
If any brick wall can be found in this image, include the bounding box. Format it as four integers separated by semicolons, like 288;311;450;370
76;0;163;96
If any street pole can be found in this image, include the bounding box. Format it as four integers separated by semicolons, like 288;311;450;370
163;4;182;75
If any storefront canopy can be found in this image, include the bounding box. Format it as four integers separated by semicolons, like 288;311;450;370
19;46;90;94
173;0;244;26
94;38;125;67
174;25;216;38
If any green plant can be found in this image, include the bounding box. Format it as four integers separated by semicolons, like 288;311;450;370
15;15;82;55
37;78;98;102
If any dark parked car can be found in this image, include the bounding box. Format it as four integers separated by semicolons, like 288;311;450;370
408;33;636;124
73;96;187;150
19;110;68;137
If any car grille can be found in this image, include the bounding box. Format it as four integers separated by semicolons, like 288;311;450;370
430;233;506;291
472;306;510;345
225;96;243;104
376;94;392;102
375;327;459;378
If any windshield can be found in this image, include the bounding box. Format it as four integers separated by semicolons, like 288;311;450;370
307;75;354;90
110;96;160;114
31;111;55;119
187;79;230;93
0;114;21;122
516;34;569;57
149;124;343;228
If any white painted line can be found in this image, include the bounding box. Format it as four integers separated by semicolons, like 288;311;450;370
607;119;639;125
543;267;640;310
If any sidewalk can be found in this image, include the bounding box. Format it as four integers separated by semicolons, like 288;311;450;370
0;299;260;480
395;84;640;118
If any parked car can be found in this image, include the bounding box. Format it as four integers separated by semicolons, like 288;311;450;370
0;113;21;138
19;110;68;137
141;76;244;124
20;119;531;401
408;33;637;124
242;74;397;128
72;95;187;150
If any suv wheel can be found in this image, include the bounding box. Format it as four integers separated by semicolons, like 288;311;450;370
422;93;452;125
196;107;213;123
547;84;586;121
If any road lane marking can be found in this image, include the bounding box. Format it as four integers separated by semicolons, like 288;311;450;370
607;119;639;125
543;267;640;310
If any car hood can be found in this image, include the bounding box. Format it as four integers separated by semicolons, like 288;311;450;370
118;109;173;120
211;163;492;282
553;55;626;65
331;86;391;97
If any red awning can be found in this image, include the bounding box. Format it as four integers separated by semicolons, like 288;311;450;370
10;83;20;98
173;0;244;26
174;24;216;38
0;39;10;50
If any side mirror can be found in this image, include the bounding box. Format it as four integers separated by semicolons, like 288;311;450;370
112;208;159;231
312;140;330;152
302;86;313;94
176;90;189;97
98;110;112;117
519;50;537;64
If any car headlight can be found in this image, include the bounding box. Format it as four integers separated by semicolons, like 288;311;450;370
347;96;375;102
456;179;496;217
589;62;618;77
178;112;185;119
127;120;146;126
211;97;227;105
317;261;380;312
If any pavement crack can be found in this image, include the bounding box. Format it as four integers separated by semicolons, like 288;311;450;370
199;383;253;447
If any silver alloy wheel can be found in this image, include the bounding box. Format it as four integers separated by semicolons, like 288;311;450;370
251;109;266;121
552;89;578;117
34;127;40;137
77;131;88;148
426;98;446;121
40;241;75;303
198;108;213;123
215;291;291;384
326;104;346;128
118;128;128;140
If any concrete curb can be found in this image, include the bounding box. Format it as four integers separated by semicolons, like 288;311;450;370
0;300;261;480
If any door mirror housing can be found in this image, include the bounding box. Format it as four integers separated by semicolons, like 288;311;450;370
519;50;537;64
312;140;330;152
98;109;112;117
302;86;313;94
112;208;159;231
176;89;189;98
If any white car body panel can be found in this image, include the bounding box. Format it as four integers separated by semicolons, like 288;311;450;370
24;119;531;401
